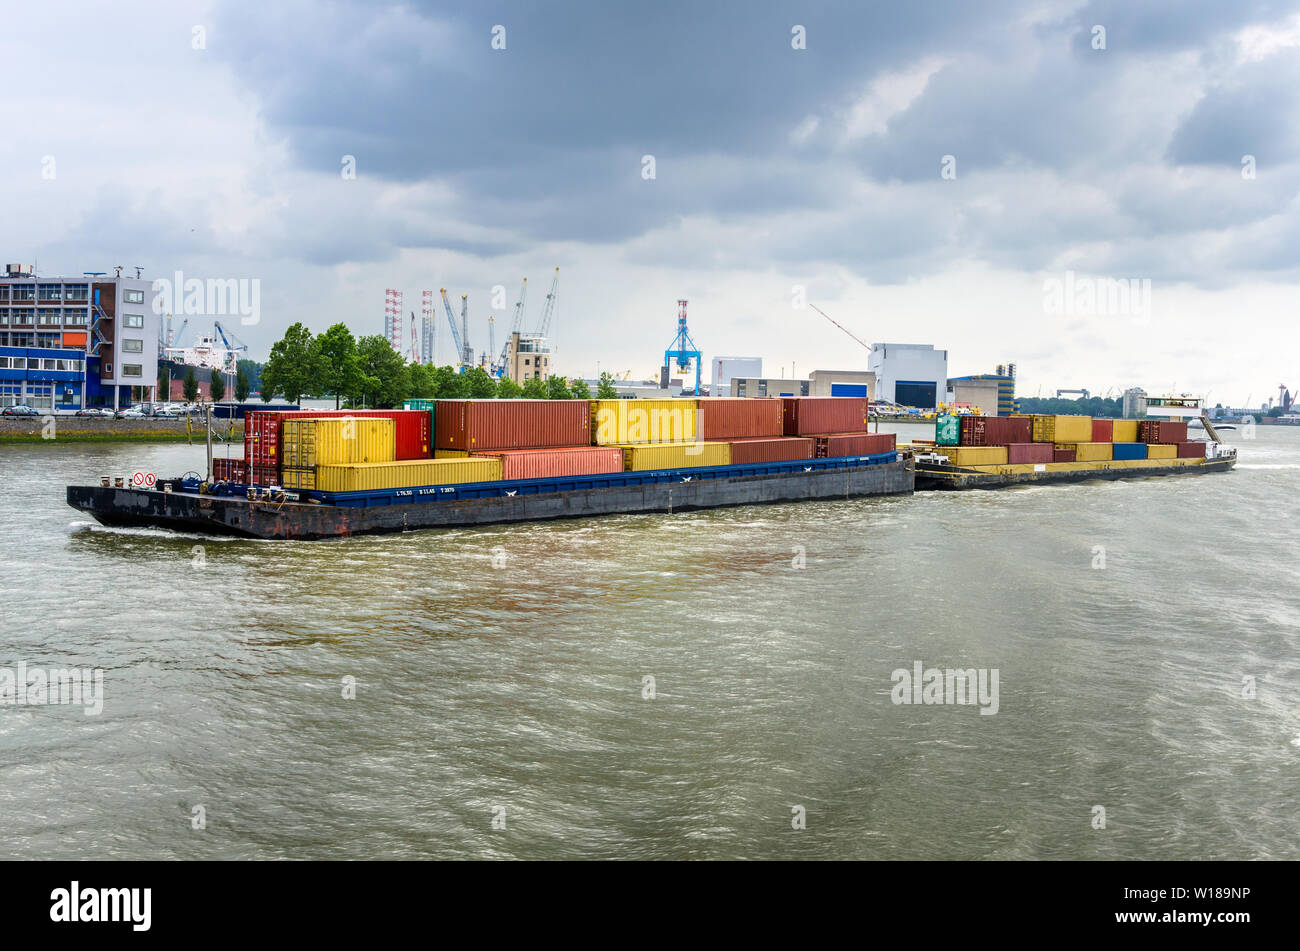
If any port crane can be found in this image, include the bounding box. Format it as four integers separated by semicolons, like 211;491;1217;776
664;299;702;396
535;267;559;337
497;277;528;369
439;288;473;368
211;320;248;374
810;303;873;353
1056;388;1091;399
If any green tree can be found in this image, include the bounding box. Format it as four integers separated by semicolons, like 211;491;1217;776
236;358;263;395
235;366;251;403
521;377;548;399
315;322;362;409
262;322;323;404
496;377;523;398
355;335;410;407
182;366;199;403
596;371;619;399
465;367;498;399
546;375;571;399
408;363;437;400
432;365;469;399
209;367;226;402
569;378;591;400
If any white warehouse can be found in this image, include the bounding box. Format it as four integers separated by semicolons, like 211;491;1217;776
867;343;948;409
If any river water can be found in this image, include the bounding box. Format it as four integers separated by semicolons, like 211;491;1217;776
1;426;1296;859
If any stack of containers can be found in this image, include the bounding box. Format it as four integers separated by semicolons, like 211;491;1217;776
784;396;896;459
438;399;627;480
244;409;433;485
1139;420;1191;461
588;397;723;470
959;415;1047;465
701;398;824;464
280;417;395;489
1029;414;1113;462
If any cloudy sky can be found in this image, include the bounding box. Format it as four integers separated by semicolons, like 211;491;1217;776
5;0;1299;405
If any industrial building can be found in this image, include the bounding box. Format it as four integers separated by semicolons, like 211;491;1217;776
729;369;876;399
947;367;1016;416
712;356;762;394
0;265;160;410
867;343;948;409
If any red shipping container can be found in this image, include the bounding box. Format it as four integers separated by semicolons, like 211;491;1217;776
470;446;624;479
960;415;1032;446
812;432;896;458
699;398;783;440
1006;443;1054;464
727;437;815;464
1053;448;1076;462
249;464;280;485
1138;420;1189;444
1091;419;1113;442
436;400;589;450
212;457;248;482
245;409;431;464
1177;441;1206;458
781;397;869;436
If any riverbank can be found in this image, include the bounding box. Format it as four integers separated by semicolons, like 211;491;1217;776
0;416;244;443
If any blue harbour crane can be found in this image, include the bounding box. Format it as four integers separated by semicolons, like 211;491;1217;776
664;299;701;396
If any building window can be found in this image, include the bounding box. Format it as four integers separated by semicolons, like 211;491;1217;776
11;358;25;369
123;314;144;328
122;338;143;353
38;309;62;325
63;313;87;326
122;364;142;377
11;286;34;301
37;284;62;301
11;313;32;326
104;363;112;375
0;357;8;368
64;285;89;302
123;290;145;304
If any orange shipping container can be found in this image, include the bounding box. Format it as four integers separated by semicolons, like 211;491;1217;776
699;398;784;440
470;446;624;479
727;437;814;464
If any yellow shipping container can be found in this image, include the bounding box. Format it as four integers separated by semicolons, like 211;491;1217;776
619;442;730;470
1111;419;1139;442
590;399;699;445
434;449;469;458
934;446;1008;466
312;458;502;492
1055;441;1113;461
1146;444;1178;459
1031;414;1092;443
282;417;396;468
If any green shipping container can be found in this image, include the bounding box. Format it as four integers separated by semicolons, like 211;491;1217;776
935;414;961;446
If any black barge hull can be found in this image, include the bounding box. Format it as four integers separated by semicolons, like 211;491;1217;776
914;456;1235;490
67;460;915;540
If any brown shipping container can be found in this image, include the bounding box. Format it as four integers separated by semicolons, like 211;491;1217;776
726;437;815;464
812;432;896;458
699;398;784;440
470;446;625;479
1177;440;1206;458
1091;419;1113;442
212;457;248;482
960;415;1032;446
1139;420;1189;444
436;399;589;450
1006;443;1054;464
781;397;869;436
249;464;280;485
1053;448;1076;462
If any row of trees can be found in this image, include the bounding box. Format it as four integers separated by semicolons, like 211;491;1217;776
259;322;619;408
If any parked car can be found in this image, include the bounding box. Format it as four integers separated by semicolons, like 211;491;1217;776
74;408;106;417
116;407;148;419
2;405;40;417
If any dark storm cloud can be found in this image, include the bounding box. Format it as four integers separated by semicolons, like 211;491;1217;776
211;0;1300;284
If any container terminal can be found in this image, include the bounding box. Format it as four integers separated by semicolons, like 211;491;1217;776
65;397;1235;540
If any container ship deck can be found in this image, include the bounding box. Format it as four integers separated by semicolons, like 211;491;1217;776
67;453;913;540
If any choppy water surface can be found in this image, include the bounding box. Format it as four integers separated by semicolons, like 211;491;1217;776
0;428;1296;859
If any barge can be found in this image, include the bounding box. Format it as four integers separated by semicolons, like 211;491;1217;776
67;453;913;540
913;448;1236;490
